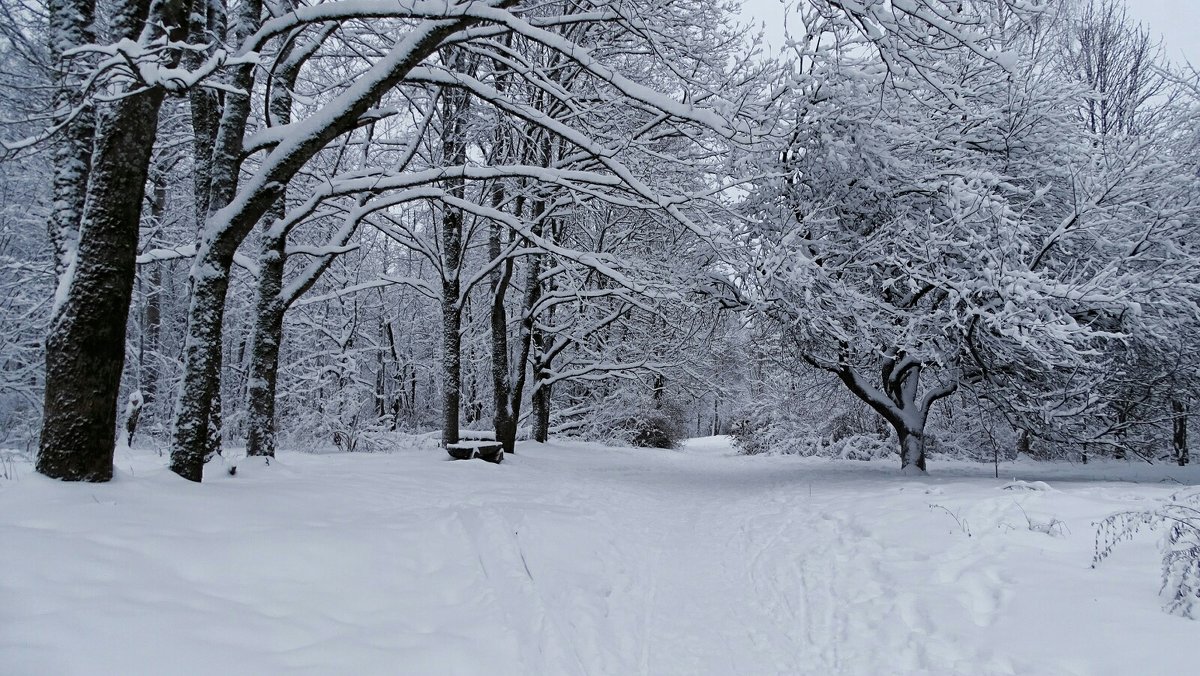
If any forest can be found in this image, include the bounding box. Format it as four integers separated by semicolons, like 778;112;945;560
0;0;1196;478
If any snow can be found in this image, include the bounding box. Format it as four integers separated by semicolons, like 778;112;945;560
3;437;1199;675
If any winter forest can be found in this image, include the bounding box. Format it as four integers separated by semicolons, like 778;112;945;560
3;0;1200;673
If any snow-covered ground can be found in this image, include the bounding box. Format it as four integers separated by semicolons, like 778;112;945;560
3;437;1198;675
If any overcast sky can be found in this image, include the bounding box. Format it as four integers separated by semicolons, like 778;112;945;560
738;0;1199;66
1129;0;1199;66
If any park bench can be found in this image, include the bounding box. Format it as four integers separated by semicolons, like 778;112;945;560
445;430;504;463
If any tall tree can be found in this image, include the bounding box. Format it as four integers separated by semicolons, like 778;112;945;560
38;0;188;481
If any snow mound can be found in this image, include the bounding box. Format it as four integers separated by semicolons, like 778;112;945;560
1000;479;1055;492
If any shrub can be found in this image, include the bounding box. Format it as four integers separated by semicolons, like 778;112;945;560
629;413;682;449
1093;489;1200;619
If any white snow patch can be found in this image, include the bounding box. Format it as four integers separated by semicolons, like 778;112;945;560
2;439;1198;675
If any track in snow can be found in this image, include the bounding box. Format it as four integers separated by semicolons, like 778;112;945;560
2;436;1198;675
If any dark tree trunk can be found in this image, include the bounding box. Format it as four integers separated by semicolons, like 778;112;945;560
898;428;927;472
1016;428;1032;457
441;288;462;447
184;0;222;230
1173;399;1188;467
245;231;286;457
439;62;468;448
122;391;143;446
37;0;182;481
529;304;551;443
489;197;517;452
170;0;262;479
1114;405;1129;461
532;381;551;443
170;248;234;480
243;43;297;459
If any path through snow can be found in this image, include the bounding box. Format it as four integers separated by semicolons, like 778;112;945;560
2;437;1198;675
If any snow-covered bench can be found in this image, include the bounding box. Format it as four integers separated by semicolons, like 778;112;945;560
445;431;503;463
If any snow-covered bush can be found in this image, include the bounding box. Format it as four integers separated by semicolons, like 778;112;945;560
1093;490;1200;619
627;412;684;449
551;382;690;450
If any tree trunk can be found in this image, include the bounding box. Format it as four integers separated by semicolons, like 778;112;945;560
46;0;95;279
441;291;462;447
711;396;720;436
122;390;143;447
831;359;950;474
184;0;222;229
169;0;262;479
532;381;551;443
1114;405;1128;461
489;200;517;452
1016;428;1032;457
898;427;926;473
439;63;468;448
38;73;170;481
170;248;234;480
1173;399;1188;467
245;231;286;457
242;44;297;459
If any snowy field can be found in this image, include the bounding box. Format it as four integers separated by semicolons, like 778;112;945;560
3;437;1198;675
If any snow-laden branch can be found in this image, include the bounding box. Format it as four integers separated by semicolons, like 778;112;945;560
136;244;260;277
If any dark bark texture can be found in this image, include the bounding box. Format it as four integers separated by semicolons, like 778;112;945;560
38;0;181;481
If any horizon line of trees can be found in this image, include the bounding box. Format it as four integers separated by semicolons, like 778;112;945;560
0;0;1197;480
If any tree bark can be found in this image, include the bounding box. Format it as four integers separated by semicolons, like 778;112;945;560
170;0;262;479
1173;398;1188;467
46;0;95;279
38;0;182;481
898;428;927;473
244;230;286;457
439;58;469;448
184;0;222;230
141;165;165;414
170;248;234;480
532;381;551;443
489;194;517;451
243;38;297;459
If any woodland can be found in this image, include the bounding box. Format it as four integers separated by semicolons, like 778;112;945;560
0;0;1198;479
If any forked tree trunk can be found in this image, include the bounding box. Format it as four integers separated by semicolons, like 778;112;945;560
37;0;182;482
170;0;263;480
831;358;953;474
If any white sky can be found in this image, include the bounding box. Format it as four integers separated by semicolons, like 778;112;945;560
738;0;1200;67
